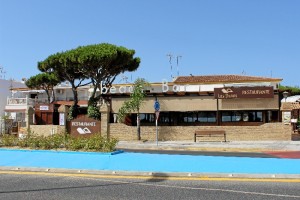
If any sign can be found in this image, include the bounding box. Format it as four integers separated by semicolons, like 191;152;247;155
59;113;65;126
154;100;160;111
214;86;274;99
67;115;101;137
40;105;49;111
291;118;297;123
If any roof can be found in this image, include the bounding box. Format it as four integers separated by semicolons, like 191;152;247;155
174;75;282;84
281;102;300;110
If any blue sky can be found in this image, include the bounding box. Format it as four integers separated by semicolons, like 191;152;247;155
0;0;299;86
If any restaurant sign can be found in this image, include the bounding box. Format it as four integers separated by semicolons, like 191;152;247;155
67;116;101;137
214;86;274;99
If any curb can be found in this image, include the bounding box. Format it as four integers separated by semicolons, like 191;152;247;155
1;167;300;180
0;148;124;155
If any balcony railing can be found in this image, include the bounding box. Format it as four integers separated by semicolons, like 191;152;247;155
7;96;89;106
7;97;35;106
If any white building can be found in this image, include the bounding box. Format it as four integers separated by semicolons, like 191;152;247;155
0;79;26;117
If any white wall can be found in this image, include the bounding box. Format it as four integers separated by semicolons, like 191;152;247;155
0;79;26;117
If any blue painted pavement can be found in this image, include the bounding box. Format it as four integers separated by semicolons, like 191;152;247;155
0;149;300;175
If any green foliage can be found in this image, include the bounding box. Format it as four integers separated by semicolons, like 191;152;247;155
87;97;101;120
0;133;118;152
102;137;118;152
1;114;10;120
26;73;60;103
279;85;300;95
67;105;79;121
66;136;86;151
117;78;149;140
118;78;149;122
38;43;141;113
0;134;18;146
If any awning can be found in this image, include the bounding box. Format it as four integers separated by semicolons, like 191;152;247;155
4;109;26;112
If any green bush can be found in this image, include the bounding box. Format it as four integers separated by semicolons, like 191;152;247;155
66;136;86;151
103;137;118;152
0;134;18;146
1;133;118;152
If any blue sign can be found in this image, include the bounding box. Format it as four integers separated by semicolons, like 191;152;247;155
154;100;160;111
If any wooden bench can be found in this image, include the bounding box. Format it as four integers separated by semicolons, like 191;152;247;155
194;130;226;142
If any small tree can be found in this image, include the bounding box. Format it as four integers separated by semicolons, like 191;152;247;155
25;73;60;103
117;78;149;140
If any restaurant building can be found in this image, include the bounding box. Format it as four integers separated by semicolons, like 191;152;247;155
4;74;295;141
106;75;292;141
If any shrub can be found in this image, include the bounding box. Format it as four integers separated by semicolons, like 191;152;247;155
66;136;86;151
1;132;118;152
102;137;118;152
49;133;66;149
0;134;18;146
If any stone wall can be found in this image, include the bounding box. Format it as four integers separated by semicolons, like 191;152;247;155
109;123;292;141
29;125;66;136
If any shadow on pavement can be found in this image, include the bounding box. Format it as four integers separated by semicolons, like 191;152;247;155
118;149;277;158
146;173;170;183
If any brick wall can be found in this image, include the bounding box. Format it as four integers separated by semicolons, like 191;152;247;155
29;125;66;136
109;123;292;141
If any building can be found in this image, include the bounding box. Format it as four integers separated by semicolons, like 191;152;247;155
4;74;295;141
107;75;292;141
0;79;26;117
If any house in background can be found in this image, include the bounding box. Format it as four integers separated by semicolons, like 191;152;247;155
0;78;27;117
4;82;90;133
0;78;27;134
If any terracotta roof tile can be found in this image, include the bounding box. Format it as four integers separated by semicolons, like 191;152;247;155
174;74;282;84
281;102;300;110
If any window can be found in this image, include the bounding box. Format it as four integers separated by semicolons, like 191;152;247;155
221;112;232;122
140;114;155;123
221;111;263;122
199;112;216;122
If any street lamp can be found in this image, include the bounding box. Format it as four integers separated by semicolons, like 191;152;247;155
283;91;289;102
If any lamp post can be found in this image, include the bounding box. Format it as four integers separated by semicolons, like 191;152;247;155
283;91;289;102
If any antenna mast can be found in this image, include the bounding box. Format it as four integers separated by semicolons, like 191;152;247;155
0;65;6;80
176;55;182;77
166;53;173;79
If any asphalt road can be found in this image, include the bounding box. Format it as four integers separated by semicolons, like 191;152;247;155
1;172;300;200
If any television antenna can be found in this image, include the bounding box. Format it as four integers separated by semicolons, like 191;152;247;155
0;66;6;79
166;53;173;79
119;74;128;83
176;55;182;77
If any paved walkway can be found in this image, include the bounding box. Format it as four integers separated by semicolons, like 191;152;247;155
0;140;300;179
117;140;300;158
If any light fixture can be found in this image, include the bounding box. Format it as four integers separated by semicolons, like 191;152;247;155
283;91;289;102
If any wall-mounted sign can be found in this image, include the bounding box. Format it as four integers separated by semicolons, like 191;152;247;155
67;115;101;137
214;86;274;99
40;105;49;110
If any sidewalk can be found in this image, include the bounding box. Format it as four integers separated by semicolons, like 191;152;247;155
116;140;300;152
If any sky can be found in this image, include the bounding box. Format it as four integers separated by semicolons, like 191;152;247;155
0;0;300;86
